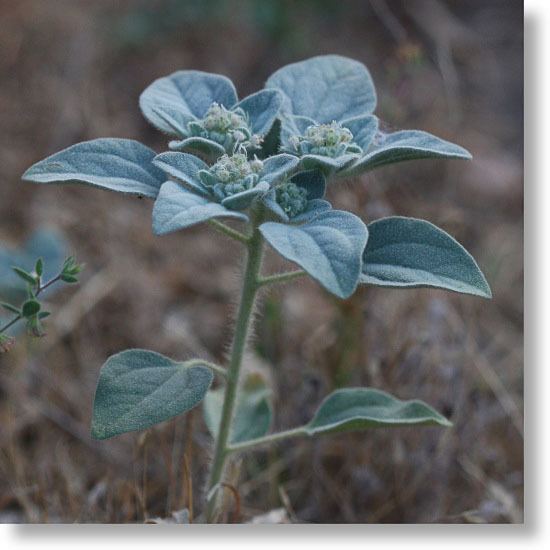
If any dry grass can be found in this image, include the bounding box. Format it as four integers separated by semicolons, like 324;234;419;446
0;0;523;523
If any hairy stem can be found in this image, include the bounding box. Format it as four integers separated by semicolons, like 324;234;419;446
205;216;264;522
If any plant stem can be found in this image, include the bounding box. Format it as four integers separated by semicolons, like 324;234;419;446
205;217;264;522
37;274;62;295
227;426;307;454
0;274;63;336
0;315;21;334
257;269;306;287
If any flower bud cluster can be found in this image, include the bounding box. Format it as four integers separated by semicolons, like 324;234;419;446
188;103;262;153
287;121;362;158
200;153;264;201
275;181;308;218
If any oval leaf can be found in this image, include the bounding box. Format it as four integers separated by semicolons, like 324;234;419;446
140;70;238;135
153;152;210;197
260;154;300;187
168;136;226;162
266;55;377;121
221;182;270;210
360;217;491;298
306;388;451;435
234;89;283;136
299;153;359;175
153;181;248;235
22;139;165;199
344;130;472;176
260;210;368;299
341;114;379;151
91;350;213;440
291;199;332;224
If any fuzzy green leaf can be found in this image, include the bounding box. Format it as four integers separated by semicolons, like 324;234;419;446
12;267;37;286
221;182;270;210
344;130;472;175
140;70;238;136
21;300;41;318
35;258;43;277
306;388;451;435
152;181;248;235
341;115;379;151
168;136;226;163
360;217;491;298
22;139;165;199
260;210;368;298
91;350;213;440
260;154;300;187
153;152;211;197
234;89;283;136
266;55;377;122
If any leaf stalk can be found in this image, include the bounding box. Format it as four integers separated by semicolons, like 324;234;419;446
226;426;308;454
257;269;306;287
208;219;250;244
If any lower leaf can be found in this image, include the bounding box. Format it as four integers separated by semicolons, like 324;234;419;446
360;216;492;298
306;388;451;435
91;349;213;439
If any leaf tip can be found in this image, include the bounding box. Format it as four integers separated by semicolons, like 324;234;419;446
21;165;37;182
90;424;108;441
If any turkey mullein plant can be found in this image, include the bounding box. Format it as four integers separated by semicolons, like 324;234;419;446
22;55;491;523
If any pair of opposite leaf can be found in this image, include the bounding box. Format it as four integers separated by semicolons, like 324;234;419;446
23;55;490;301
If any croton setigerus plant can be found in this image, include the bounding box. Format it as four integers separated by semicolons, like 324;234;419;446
23;55;491;523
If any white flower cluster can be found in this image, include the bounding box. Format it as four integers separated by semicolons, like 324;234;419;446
188;103;262;153
287;121;362;158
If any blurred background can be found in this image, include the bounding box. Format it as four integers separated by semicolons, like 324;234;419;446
0;0;523;523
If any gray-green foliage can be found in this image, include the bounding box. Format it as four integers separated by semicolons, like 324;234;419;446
260;209;368;298
22;139;166;198
22;55;491;520
91;350;213;439
266;55;470;177
306;388;451;435
360;217;491;297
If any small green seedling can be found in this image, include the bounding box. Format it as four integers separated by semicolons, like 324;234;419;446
23;55;491;522
0;255;83;351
